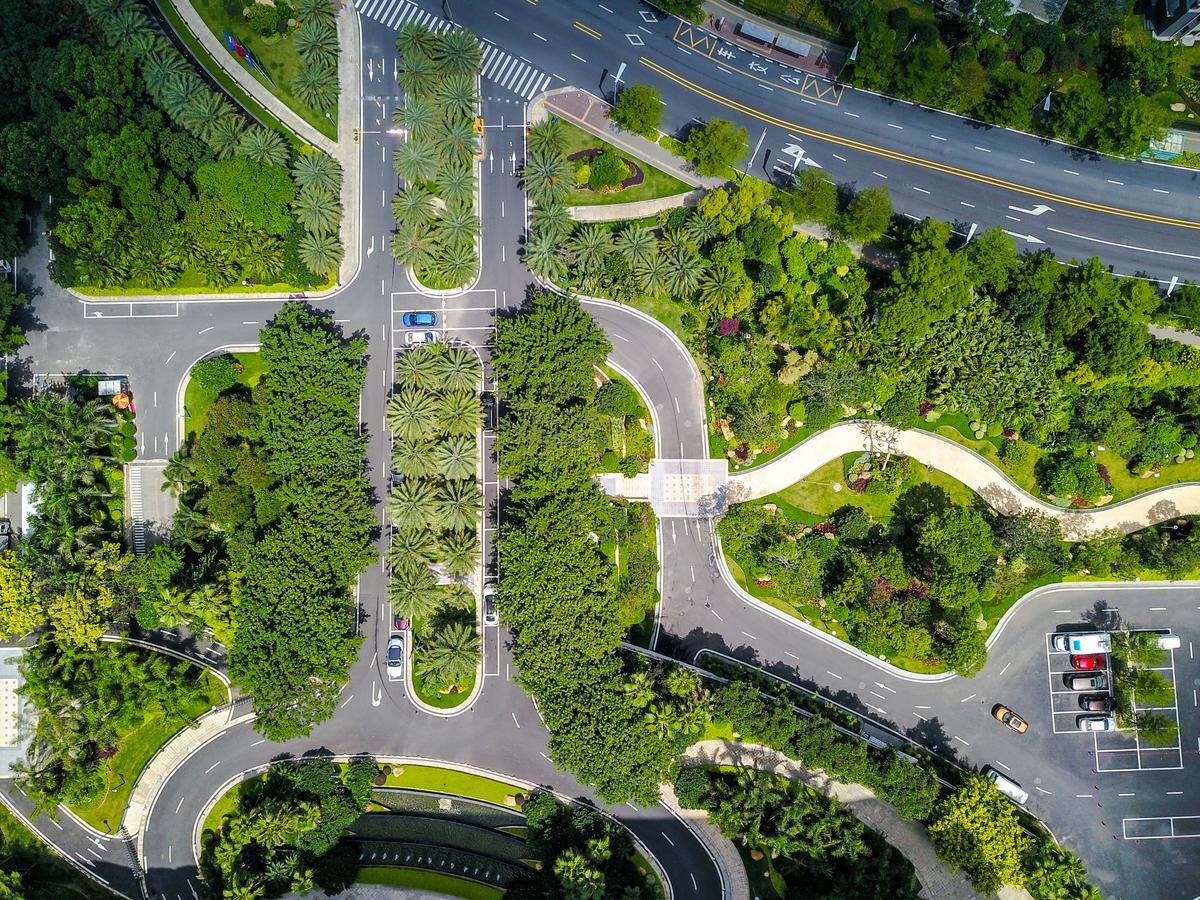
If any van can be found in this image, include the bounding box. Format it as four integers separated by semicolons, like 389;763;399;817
985;768;1029;806
1145;629;1181;650
1052;632;1111;654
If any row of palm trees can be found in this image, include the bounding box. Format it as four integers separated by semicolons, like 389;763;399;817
291;0;340;114
80;0;345;283
390;23;483;288
386;345;483;695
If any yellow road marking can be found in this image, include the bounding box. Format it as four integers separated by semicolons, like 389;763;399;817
574;21;602;40
673;21;718;58
639;57;1200;230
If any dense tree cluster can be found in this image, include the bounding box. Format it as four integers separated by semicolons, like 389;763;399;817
832;0;1174;155
390;24;482;288
14;640;214;815
386;344;483;697
675;767;921;899
159;304;374;740
610;84;664;139
199;757;378;898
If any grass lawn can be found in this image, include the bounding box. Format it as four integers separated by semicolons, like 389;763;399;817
202;777;248;839
379;765;525;806
70;671;228;833
735;841;785;900
412;666;476;709
0;804;116;899
184;351;269;439
77;264;331;297
561;122;692;206
357;867;505;900
187;0;338;141
626;292;695;347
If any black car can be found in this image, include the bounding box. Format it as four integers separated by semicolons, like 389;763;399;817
1079;694;1115;712
481;392;497;429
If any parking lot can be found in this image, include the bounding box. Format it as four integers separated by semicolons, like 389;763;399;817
1044;631;1184;772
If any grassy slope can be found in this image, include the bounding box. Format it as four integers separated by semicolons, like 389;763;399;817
562;122;692;206
357;867;504;899
0;804;116;899
183;351;269;439
70;671;228;833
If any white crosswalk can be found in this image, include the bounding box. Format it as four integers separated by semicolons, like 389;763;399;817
358;0;553;99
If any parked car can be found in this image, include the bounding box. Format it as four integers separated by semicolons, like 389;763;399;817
386;636;405;680
991;704;1029;734
984;767;1028;805
402;311;437;327
483;580;498;626
404;330;439;345
1079;694;1115;712
393;614;410;632
1066;673;1109;692
481;392;497;429
1077;715;1117;732
1070;654;1106;671
1053;632;1111;654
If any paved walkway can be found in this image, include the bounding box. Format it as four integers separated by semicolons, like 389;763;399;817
682;740;989;900
659;781;750;900
700;0;847;78
726;421;1200;540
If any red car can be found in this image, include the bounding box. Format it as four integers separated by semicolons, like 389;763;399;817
1070;654;1105;670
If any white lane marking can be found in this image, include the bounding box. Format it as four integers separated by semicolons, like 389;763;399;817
913;186;930;194
1107;179;1124;185
674;397;680;413
690;565;695;583
741;630;758;640
198;326;214;334
843;111;859;118
539;751;551;761
1046;227;1200;261
175;796;185;814
913;712;927;721
999;662;1011;676
661;830;675;846
974;146;991;152
494;11;509;19
994;760;1010;770
691;873;698;891
1154;188;1170;194
203;761;221;774
875;682;896;694
887;123;902;129
1150;607;1166;611
533;32;546;40
1167;791;1184;795
960;693;976;702
1063;169;1079;175
710;608;724;621
612;333;629;341
758;84;775;92
870;690;887;700
871;171;888;179
914;705;932;709
1119;792;1136;797
340;694;354;708
826;670;842;679
931;134;947;141
652;357;664;371
511;712;521;728
626;801;638;810
571;52;587;62
1076;794;1093;798
1019;158;1035;164
1036;787;1053;795
953;735;970;746
832;153;846;161
164;351;177;365
959;201;975;208
784;651;800;660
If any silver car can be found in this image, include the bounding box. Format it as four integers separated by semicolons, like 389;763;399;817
386;636;405;681
1077;715;1117;732
1066;673;1109;692
483;580;498;627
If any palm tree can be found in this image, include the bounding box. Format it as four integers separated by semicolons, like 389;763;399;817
616;226;657;268
209;116;247;160
391;186;435;227
684;213;720;249
623;671;656;708
395;97;438;141
391;221;437;269
662;245;703;297
434;30;482;79
295;20;338;65
526;118;565;157
298;231;342;275
393;139;440;184
699;265;743;314
661;227;696;254
434;243;476;287
394;346;440;390
388;527;438;574
396;22;438;60
437;479;480;531
292;152;342;194
438;204;479;251
530;204;573;242
181;91;234;143
643;703;680;739
295;0;336;25
438;116;477;168
163;72;205;119
569;224;613;272
522;233;568;282
433;345;479;393
104;8;152;50
388;566;440;620
243;231;284;282
292;61;338;114
387;479;440;532
437;76;478;122
129;30;166;61
437;530;479;578
386;388;439;441
436;166;473;207
292;188;341;235
436;390;481;437
142;49;190;97
433;434;476;480
238;126;289;166
397;52;437;99
391;439;435;479
161;451;193;496
418;622;480;684
521;151;574;205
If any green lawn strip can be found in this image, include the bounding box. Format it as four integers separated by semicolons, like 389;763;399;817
357;866;505;900
735;841;785;900
560;122;692;206
625;292;694;346
152;0;306;150
379;765;525;807
412;666;476;709
70;672;228;833
187;0;337;140
184;351;269;439
597;364;654;473
76;267;331;298
202;778;248;838
0;804;116;900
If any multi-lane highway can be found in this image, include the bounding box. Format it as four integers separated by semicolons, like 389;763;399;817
4;2;1200;898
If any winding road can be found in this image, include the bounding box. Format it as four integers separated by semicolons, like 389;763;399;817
4;2;1200;899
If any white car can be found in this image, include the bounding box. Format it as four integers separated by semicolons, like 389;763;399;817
386;636;405;681
1077;715;1117;732
1052;632;1111;654
404;330;440;346
482;581;498;627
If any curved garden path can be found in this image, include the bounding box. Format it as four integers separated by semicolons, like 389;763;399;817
727;421;1200;540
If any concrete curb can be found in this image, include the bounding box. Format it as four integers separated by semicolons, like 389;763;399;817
567;189;704;223
659;782;745;900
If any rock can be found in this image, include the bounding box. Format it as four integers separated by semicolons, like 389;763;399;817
1172;102;1187;112
749;849;765;861
504;794;519;807
762;503;778;514
715;418;735;441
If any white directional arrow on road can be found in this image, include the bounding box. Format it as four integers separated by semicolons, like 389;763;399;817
1003;230;1045;244
1006;203;1054;216
367;235;375;257
780;143;821;171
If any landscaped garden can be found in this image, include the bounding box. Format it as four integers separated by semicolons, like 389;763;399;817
560;120;691;207
595;367;654;475
387;344;484;708
182;350;268;438
390;23;483;290
184;0;340;140
0;802;117;899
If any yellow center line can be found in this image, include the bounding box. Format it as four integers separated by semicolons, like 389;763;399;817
639;56;1200;231
574;21;602;40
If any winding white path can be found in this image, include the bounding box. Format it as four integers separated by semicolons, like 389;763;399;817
727;421;1200;540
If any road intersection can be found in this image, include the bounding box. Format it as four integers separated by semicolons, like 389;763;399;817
3;1;1200;898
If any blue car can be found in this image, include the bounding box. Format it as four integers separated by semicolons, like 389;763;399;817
402;311;437;327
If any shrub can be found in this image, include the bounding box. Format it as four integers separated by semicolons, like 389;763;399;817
673;767;711;809
684;118;748;177
1018;46;1044;74
192;355;241;395
594;380;642;418
588;148;626;191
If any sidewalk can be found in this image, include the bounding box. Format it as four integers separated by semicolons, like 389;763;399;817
700;0;847;79
152;0;361;289
682;739;990;900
